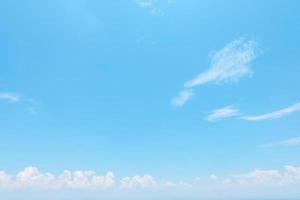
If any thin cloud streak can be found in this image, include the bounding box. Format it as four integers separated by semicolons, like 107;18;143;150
261;136;300;148
205;106;241;122
0;92;21;102
242;102;300;121
171;90;194;107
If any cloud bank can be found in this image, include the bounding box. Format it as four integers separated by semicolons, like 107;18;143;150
1;165;300;193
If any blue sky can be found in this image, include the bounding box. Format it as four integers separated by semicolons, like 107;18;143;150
1;0;300;199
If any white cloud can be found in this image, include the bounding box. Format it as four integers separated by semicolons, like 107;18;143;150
171;90;194;107
120;174;156;189
184;38;258;88
261;136;300;148
0;92;21;102
172;38;258;107
235;169;282;187
242;102;300;121
136;0;152;8
0;167;115;190
1;165;300;197
209;174;218;181
135;0;169;16
205;106;241;121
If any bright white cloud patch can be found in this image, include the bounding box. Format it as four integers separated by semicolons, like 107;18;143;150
171;90;194;107
184;38;258;88
242;102;300;121
205;106;241;121
120;174;156;189
1;166;300;193
0;167;114;190
0;92;21;102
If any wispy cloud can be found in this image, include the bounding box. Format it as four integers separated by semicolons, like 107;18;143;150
0;91;39;114
0;92;21;102
261;136;300;148
135;0;170;16
205;106;241;122
136;0;152;8
242;102;300;121
171;90;194;107
184;38;258;88
172;37;258;107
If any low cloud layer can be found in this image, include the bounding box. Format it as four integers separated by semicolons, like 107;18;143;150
1;165;300;194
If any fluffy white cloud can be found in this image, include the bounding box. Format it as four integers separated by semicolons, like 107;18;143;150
242;102;300;121
205;106;241;121
184;38;257;88
0;92;21;102
171;90;194;107
120;174;156;189
209;174;218;181
1;165;300;195
0;167;115;190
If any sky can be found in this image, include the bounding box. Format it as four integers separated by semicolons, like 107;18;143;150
1;0;300;199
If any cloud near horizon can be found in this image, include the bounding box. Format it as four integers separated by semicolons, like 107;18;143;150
1;165;300;193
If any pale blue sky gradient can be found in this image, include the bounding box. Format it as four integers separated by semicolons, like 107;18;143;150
1;0;300;199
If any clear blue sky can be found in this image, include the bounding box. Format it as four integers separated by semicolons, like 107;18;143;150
1;0;300;199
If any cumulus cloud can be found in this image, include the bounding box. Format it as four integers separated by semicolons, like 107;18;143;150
0;167;114;190
205;106;241;121
120;174;156;189
242;102;300;121
184;38;258;88
1;165;300;196
0;92;21;102
171;90;194;107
